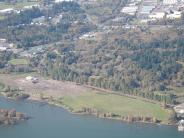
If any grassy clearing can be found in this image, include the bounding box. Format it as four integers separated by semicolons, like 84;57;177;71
0;2;37;10
62;92;171;122
9;58;29;65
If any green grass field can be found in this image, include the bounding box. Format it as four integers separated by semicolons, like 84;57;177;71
62;92;171;122
9;58;29;65
0;2;38;10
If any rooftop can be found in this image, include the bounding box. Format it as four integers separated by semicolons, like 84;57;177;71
140;6;156;14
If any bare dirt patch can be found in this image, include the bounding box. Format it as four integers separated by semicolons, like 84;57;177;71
0;74;95;100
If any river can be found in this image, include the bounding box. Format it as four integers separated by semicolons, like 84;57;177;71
0;97;183;138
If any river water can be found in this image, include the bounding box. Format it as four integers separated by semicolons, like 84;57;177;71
0;97;183;138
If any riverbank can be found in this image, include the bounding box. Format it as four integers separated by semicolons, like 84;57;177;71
0;73;174;125
0;97;183;138
48;94;174;125
0;90;174;126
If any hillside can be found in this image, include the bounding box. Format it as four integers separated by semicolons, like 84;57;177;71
0;0;184;105
39;26;184;104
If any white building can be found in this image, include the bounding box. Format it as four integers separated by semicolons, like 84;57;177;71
79;32;96;40
163;0;177;5
166;11;182;19
0;47;7;51
0;38;6;43
26;76;39;83
121;6;138;15
26;76;33;81
149;12;165;19
55;0;73;3
0;8;14;14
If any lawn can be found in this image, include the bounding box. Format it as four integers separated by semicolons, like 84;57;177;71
9;58;29;65
62;92;171;122
0;1;38;10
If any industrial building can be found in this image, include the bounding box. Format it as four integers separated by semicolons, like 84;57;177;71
166;11;182;19
55;0;73;3
163;0;178;5
121;6;138;15
149;12;165;19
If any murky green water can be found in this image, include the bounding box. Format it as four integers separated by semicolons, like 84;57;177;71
0;97;183;138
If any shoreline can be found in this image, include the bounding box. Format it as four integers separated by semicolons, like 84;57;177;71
0;73;175;127
0;91;176;127
25;95;176;127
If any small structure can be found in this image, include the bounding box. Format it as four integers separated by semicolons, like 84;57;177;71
79;32;97;40
32;77;39;84
26;76;39;83
174;103;184;118
178;120;184;132
26;76;33;81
